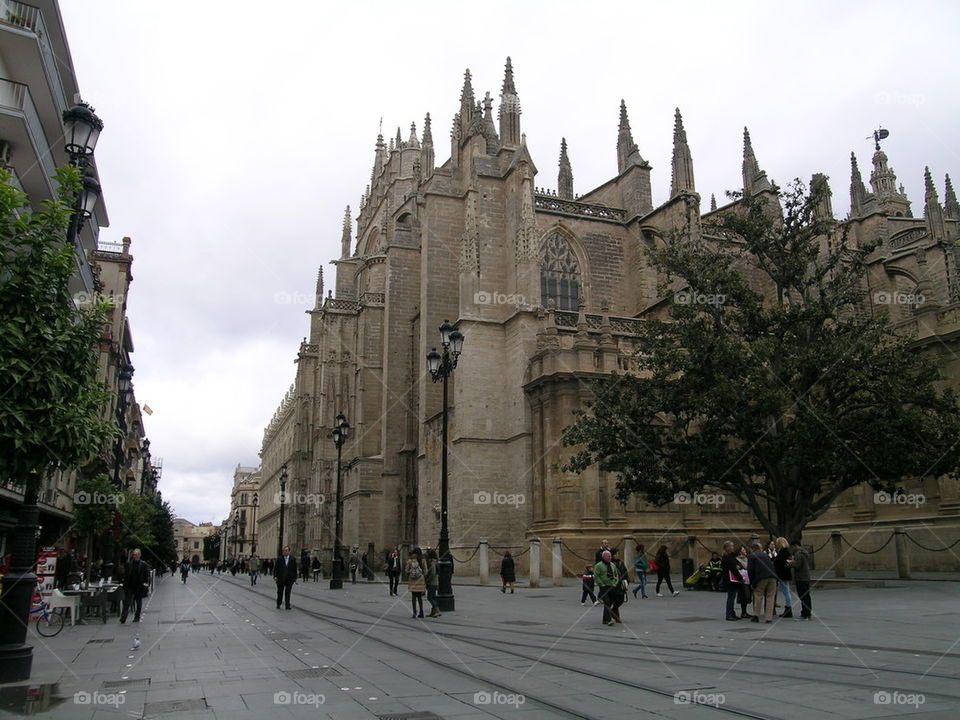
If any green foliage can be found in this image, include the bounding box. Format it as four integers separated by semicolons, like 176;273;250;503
562;180;960;540
117;491;156;555
203;533;220;562
146;495;177;568
71;474;118;534
0;167;115;489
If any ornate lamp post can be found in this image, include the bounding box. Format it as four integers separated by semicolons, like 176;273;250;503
62;102;103;248
277;464;287;557
251;494;258;554
426;319;464;612
330;412;349;589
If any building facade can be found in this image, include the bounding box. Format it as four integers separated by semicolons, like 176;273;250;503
172;518;217;566
257;59;959;575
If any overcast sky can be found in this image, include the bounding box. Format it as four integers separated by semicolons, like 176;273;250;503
57;1;960;525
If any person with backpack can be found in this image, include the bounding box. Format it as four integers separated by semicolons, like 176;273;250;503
406;547;426;618
632;544;650;599
499;550;516;594
179;558;190;584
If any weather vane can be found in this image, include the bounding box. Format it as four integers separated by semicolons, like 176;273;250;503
869;127;890;151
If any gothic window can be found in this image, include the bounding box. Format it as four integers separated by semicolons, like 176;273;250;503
540;232;581;311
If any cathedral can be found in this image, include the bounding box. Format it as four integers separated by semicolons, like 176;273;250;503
253;59;960;575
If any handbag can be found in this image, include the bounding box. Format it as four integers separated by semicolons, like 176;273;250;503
648;560;659;572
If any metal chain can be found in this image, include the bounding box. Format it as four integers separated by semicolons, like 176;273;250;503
903;533;960;552
448;545;480;564
811;536;833;553
560;541;596;562
840;533;895;554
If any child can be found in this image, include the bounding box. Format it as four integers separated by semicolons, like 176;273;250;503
580;564;597;605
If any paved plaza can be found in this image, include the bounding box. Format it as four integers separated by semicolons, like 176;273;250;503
0;571;958;719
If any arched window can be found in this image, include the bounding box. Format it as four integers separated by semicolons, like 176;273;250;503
540;232;581;311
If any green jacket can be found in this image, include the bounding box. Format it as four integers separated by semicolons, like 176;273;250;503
593;560;620;587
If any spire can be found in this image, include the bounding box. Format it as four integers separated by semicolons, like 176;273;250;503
810;173;833;220
849;152;868;217
558;137;573;199
407;121;420;149
945;174;960;220
421;112;434;177
924;166;946;240
670;108;695;197
341;205;352;258
741;127;771;195
373;130;387;180
616;100;645;174
710;193;717;212
482;91;499;155
498;57;522;146
459;68;476;140
395;126;403;150
315;267;324;302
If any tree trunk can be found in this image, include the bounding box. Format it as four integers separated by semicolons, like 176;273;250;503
0;485;39;681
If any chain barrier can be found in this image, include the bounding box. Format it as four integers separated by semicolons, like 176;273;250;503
811;536;833;554
488;545;528;558
448;545;480;564
696;537;719;553
903;533;960;552
840;533;895;554
560;541;596;562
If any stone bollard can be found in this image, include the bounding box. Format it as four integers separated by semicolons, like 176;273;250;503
831;532;845;578
552;537;563;586
894;527;911;579
479;538;489;585
687;536;697;567
529;538;541;588
623;535;635;583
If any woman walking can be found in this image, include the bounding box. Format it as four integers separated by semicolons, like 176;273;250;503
500;551;516;594
773;537;794;618
632;544;649;599
406;547;426;618
425;548;441;617
654;545;680;597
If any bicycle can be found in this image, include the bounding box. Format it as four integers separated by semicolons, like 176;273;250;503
29;596;65;637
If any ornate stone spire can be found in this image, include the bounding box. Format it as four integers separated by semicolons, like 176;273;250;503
849;152;870;217
710;193;717;212
557;138;573;200
742;127;771;195
373;130;387;179
944;174;959;220
924;166;946;241
315;267;324;303
421;112;434;177
341;205;351;258
869;146;911;216
616;100;645;174
498;56;521;146
395;126;403;150
810;173;833;220
407;121;420;149
670;108;695;197
459;69;476;140
482;91;499;154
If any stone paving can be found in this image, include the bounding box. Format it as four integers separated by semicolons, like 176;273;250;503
0;569;958;719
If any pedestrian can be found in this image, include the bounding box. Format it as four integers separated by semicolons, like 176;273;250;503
773;537;794;618
632;544;649;599
406;547;426;618
179;557;190;583
349;550;359;584
653;545;680;597
736;546;753;618
311;556;321;582
361;551;371;581
499;551;516;594
789;540;813;620
594;550;619;626
705;552;723;591
766;540;778;559
248;554;260;586
720;541;742;621
580;564;597;605
300;549;310;582
273;545;298;609
610;549;628;621
425;548;442;617
594;538;611;564
386;548;402;596
120;548;150;624
747;541;778;623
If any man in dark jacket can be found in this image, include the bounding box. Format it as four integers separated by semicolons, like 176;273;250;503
789;540;813;620
120;548;150;623
720;541;742;620
273;545;298;609
747;542;778;623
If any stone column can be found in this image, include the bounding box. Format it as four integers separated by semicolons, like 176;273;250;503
479;538;489;585
529;538;541;588
552;537;563;586
831;532;845;578
894;527;911;579
622;535;635;583
687;536;697;566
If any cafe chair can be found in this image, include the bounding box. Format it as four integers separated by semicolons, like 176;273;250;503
49;589;80;626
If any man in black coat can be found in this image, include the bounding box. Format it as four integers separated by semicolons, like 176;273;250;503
120;548;150;623
273;545;298;609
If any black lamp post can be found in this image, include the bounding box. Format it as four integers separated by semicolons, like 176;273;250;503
277;464;287;557
251;494;258;554
103;364;132;581
62;102;103;248
427;319;464;612
330;412;349;589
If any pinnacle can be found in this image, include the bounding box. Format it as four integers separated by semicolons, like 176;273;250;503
502;56;516;95
461;68;474;102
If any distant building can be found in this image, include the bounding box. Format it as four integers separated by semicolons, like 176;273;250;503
172;519;217;566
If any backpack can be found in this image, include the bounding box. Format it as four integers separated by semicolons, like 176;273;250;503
408;561;423;580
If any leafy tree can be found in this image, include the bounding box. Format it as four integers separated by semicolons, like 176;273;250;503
147;495;178;569
203;533;221;563
71;474;118;536
0;167;115;488
116;491;156;558
562;180;960;541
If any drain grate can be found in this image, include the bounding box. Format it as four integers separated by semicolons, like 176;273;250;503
498;620;546;626
525;594;551;598
159;618;195;624
102;678;150;688
86;638;113;644
143;698;208;716
377;713;444;720
666;616;715;623
284;667;342;679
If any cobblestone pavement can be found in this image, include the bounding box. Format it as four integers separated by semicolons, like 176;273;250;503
1;570;958;719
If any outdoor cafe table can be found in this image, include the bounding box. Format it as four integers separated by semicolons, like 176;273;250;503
62;585;121;623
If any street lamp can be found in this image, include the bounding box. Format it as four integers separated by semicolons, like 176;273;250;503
330;412;349;589
277;464;287;557
251;494;258;554
427;319;464;612
62;102;103;248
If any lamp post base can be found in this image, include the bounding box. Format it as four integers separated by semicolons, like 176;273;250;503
329;577;343;590
329;556;344;590
436;592;455;613
437;557;455;612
